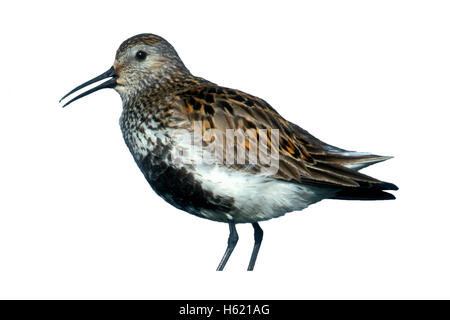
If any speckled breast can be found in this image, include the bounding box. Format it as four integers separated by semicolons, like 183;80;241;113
119;107;234;221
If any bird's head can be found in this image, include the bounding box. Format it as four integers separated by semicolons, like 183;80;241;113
60;34;189;107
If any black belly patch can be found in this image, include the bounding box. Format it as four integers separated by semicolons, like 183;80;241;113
139;154;235;215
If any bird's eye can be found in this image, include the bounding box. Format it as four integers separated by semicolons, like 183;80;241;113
135;51;147;61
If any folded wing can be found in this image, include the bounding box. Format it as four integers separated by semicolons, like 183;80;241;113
172;85;398;200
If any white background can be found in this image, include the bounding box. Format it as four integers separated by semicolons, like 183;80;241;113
1;0;449;299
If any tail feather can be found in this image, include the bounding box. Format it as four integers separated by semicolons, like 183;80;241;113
298;145;398;201
331;181;398;201
332;189;396;201
329;152;393;171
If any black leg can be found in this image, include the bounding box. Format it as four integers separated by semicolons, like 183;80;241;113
216;222;239;271
247;222;263;271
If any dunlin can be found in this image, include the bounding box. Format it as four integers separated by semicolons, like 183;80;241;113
60;34;398;271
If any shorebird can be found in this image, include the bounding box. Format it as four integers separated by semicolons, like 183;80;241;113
60;34;398;271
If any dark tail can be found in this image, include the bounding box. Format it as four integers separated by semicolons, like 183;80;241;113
331;181;398;201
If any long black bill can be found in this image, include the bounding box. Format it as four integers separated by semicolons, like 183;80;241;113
60;66;117;108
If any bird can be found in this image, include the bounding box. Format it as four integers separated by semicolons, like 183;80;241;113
60;33;398;271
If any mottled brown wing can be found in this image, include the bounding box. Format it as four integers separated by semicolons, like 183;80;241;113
172;85;392;190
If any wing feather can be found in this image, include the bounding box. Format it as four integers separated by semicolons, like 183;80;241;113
172;85;397;195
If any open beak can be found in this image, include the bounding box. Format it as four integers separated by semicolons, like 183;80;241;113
60;66;117;108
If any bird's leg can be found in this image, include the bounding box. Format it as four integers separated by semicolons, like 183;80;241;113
247;222;264;271
216;222;239;271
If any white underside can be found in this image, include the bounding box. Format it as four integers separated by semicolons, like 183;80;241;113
190;164;329;223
